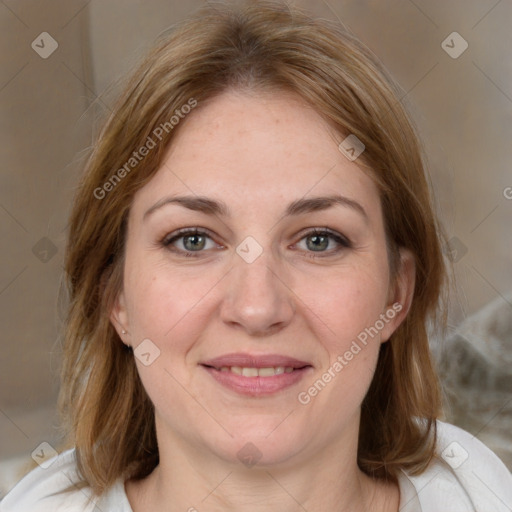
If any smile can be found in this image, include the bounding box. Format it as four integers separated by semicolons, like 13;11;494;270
215;366;295;377
202;365;311;395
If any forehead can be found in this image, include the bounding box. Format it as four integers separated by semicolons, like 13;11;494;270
131;90;380;219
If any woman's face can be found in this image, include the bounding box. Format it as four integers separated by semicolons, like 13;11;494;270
112;90;413;468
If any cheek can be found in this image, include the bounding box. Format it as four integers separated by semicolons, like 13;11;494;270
296;262;390;348
123;267;219;419
293;261;389;406
124;263;219;352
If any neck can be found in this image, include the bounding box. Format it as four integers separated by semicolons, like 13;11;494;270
125;421;399;512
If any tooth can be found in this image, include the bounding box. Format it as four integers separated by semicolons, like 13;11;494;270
258;367;276;377
242;367;259;377
224;366;296;377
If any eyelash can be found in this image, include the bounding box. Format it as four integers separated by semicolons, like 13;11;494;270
161;227;352;258
161;228;220;257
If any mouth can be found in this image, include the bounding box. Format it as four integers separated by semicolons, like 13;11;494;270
206;365;298;377
200;353;313;396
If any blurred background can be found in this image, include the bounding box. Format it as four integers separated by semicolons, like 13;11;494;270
1;0;511;498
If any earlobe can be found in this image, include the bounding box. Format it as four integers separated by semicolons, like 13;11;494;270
110;291;130;342
381;248;416;342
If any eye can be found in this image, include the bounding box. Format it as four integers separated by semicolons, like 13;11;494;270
162;228;221;256
295;228;351;255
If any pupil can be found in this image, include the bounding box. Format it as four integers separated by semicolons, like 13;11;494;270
184;235;205;251
308;235;328;251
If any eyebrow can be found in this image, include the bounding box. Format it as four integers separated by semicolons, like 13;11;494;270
143;194;368;222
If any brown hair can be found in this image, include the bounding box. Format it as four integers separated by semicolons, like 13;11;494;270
60;0;446;495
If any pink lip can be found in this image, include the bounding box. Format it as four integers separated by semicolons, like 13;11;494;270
200;353;313;397
203;367;311;396
201;353;311;369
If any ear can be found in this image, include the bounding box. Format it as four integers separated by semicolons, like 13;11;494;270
110;290;131;345
380;248;416;343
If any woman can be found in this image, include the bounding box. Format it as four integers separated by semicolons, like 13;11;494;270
2;1;511;511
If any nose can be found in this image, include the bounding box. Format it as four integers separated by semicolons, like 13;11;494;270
219;249;295;337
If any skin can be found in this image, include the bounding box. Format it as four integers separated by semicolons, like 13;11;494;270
111;89;415;512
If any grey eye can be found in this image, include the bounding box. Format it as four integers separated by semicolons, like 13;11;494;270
305;234;330;251
182;234;207;251
295;229;351;255
163;229;218;253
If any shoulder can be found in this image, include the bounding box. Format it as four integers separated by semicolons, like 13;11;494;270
0;448;131;512
398;420;512;512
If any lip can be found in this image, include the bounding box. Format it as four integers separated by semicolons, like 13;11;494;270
201;353;312;369
200;353;313;397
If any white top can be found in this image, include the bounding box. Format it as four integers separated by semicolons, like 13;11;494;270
1;421;511;511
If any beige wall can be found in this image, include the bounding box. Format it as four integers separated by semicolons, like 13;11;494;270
1;0;511;465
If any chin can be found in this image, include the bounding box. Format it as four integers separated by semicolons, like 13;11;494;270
204;422;307;468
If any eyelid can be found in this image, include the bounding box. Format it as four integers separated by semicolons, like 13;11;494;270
161;228;224;258
161;227;219;246
289;228;352;259
295;227;352;247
